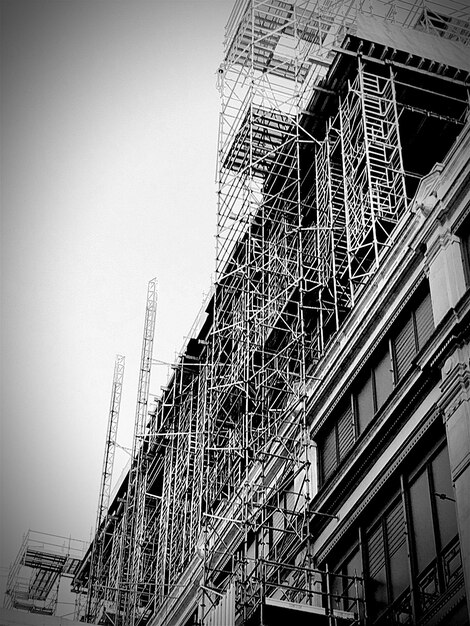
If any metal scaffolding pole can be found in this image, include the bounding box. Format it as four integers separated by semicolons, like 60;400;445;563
85;354;125;623
115;278;157;626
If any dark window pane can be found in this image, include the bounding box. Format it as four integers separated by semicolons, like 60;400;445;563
394;316;416;381
331;570;343;611
432;447;458;550
346;547;362;577
367;524;388;614
337;403;355;462
386;502;409;600
331;547;362;612
356;375;374;434
462;224;470;285
321;425;337;483
410;469;436;573
345;548;363;610
415;291;434;350
374;348;393;410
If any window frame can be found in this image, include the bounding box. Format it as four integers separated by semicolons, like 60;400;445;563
362;442;459;623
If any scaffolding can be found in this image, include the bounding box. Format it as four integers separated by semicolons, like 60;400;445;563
4;531;86;617
200;0;469;623
73;1;470;624
75;280;159;625
84;355;125;623
150;298;211;618
201;1;333;622
114;278;158;626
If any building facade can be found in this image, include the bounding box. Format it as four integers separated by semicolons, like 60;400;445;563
73;1;470;625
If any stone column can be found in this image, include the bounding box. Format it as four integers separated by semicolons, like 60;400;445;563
426;218;470;616
439;343;470;619
426;227;467;326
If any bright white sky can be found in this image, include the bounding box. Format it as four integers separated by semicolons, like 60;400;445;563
0;0;234;608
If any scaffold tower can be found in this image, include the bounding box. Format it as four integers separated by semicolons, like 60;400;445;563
201;0;329;622
84;354;125;623
4;531;86;617
114;278;158;626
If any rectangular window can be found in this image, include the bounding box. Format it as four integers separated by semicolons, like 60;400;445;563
321;424;337;483
373;348;393;411
393;315;415;382
356;375;374;435
368;523;388;614
460;220;470;285
337;403;355;462
354;345;393;437
366;497;409;616
431;447;458;551
386;502;408;601
326;444;459;622
320;403;354;484
392;287;435;383
331;547;362;612
409;468;436;574
414;291;434;350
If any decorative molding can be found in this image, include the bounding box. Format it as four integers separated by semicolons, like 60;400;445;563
419;575;465;626
453;197;470;233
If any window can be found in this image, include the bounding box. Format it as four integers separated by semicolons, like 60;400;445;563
460;220;470;286
367;522;388;613
331;546;363;613
406;446;461;618
367;445;459;622
410;469;436;573
393;315;415;381
318;286;434;485
266;482;296;561
366;497;408;615
392;290;434;384
354;344;393;436
386;502;408;601
321;444;460;623
320;402;354;483
415;291;434;350
432;447;458;550
374;349;393;411
321;424;337;483
409;446;459;578
356;375;374;434
337;403;355;461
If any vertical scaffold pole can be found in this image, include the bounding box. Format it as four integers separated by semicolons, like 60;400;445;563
115;278;158;626
86;354;125;623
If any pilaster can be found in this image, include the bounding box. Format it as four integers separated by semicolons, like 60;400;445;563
439;342;470;619
426;227;467;326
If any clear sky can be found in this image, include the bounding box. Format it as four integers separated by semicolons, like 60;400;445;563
0;0;234;610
